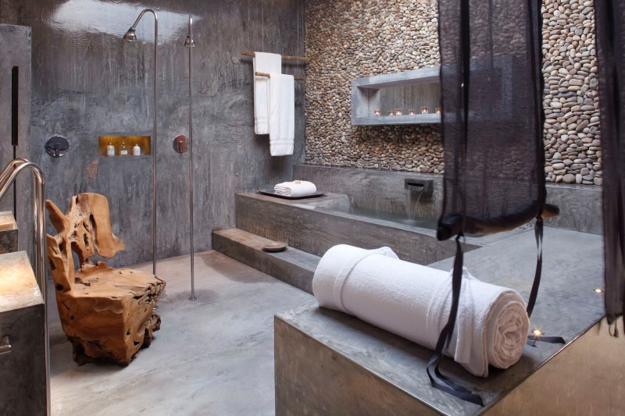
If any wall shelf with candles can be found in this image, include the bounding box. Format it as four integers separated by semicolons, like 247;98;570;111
351;66;441;126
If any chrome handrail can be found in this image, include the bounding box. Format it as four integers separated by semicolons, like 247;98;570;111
0;158;50;416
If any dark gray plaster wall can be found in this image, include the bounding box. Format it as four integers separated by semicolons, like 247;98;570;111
0;24;32;255
1;0;306;266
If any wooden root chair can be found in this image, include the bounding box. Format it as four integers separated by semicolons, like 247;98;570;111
46;193;165;365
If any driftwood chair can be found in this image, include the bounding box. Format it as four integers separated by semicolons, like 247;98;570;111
46;193;165;365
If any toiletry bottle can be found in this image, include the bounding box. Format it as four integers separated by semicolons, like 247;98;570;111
106;141;115;157
120;141;128;156
133;143;141;156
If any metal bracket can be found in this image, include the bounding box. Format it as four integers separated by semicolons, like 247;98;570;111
173;135;188;154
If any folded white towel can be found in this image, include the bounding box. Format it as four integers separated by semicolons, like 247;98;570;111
312;244;529;377
253;52;282;135
269;73;295;156
274;180;317;197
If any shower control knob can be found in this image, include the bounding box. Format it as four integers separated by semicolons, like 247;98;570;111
45;135;70;158
173;135;188;154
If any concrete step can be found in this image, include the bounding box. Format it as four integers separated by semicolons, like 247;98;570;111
0;211;18;254
212;228;319;294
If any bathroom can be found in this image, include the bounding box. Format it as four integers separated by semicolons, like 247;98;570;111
0;0;623;415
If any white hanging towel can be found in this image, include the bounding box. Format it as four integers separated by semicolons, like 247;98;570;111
312;244;529;377
269;73;295;156
253;52;282;135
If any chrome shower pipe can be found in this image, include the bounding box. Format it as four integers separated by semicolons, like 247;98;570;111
0;158;49;416
123;9;159;275
185;16;197;301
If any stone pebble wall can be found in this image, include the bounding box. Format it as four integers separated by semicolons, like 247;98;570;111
304;0;602;184
543;0;601;185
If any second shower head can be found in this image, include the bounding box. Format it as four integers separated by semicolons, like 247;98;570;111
123;28;137;42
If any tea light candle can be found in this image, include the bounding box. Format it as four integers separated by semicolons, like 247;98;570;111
435;107;441;114
420;106;429;114
374;110;382;117
395;109;403;116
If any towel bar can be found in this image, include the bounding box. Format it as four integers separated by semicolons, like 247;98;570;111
241;50;308;64
255;71;305;81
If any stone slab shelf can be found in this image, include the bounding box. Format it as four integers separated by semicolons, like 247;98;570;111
351;66;441;126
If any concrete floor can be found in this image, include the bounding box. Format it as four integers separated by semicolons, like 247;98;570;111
49;251;315;416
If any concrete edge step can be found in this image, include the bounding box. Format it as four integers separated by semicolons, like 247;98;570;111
212;228;319;294
0;211;18;254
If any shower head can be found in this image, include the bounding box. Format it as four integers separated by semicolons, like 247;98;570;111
123;27;137;42
184;16;195;48
123;9;158;43
184;35;195;48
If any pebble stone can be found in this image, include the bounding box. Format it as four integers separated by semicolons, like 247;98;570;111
305;0;601;185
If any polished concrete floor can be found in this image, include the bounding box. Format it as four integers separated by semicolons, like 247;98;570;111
49;251;315;416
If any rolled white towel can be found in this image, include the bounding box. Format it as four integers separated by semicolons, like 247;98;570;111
274;180;317;197
312;244;529;377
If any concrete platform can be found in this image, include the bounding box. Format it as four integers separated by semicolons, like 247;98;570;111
0;251;46;416
275;227;610;415
235;192;469;265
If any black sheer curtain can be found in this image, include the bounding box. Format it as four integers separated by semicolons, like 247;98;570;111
594;0;625;329
437;0;547;242
432;0;552;404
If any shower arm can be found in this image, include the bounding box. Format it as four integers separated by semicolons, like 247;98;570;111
128;8;158;34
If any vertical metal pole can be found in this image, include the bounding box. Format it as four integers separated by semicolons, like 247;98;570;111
187;16;197;301
33;170;49;416
11;66;19;218
152;15;159;275
122;9;159;275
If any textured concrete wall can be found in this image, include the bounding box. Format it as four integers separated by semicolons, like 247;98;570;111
304;0;601;185
0;0;306;266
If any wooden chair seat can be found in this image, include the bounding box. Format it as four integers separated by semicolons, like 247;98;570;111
46;193;165;365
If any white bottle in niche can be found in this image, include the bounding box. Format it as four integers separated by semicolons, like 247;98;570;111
132;143;141;156
106;141;115;157
119;141;128;156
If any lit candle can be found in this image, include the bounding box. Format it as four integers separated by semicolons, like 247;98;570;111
594;288;604;294
395;109;403;116
420;106;429;114
435;107;441;114
374;110;382;117
532;328;543;337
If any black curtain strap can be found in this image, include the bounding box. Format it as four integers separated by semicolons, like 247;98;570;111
527;335;566;347
426;234;485;406
526;215;544;317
